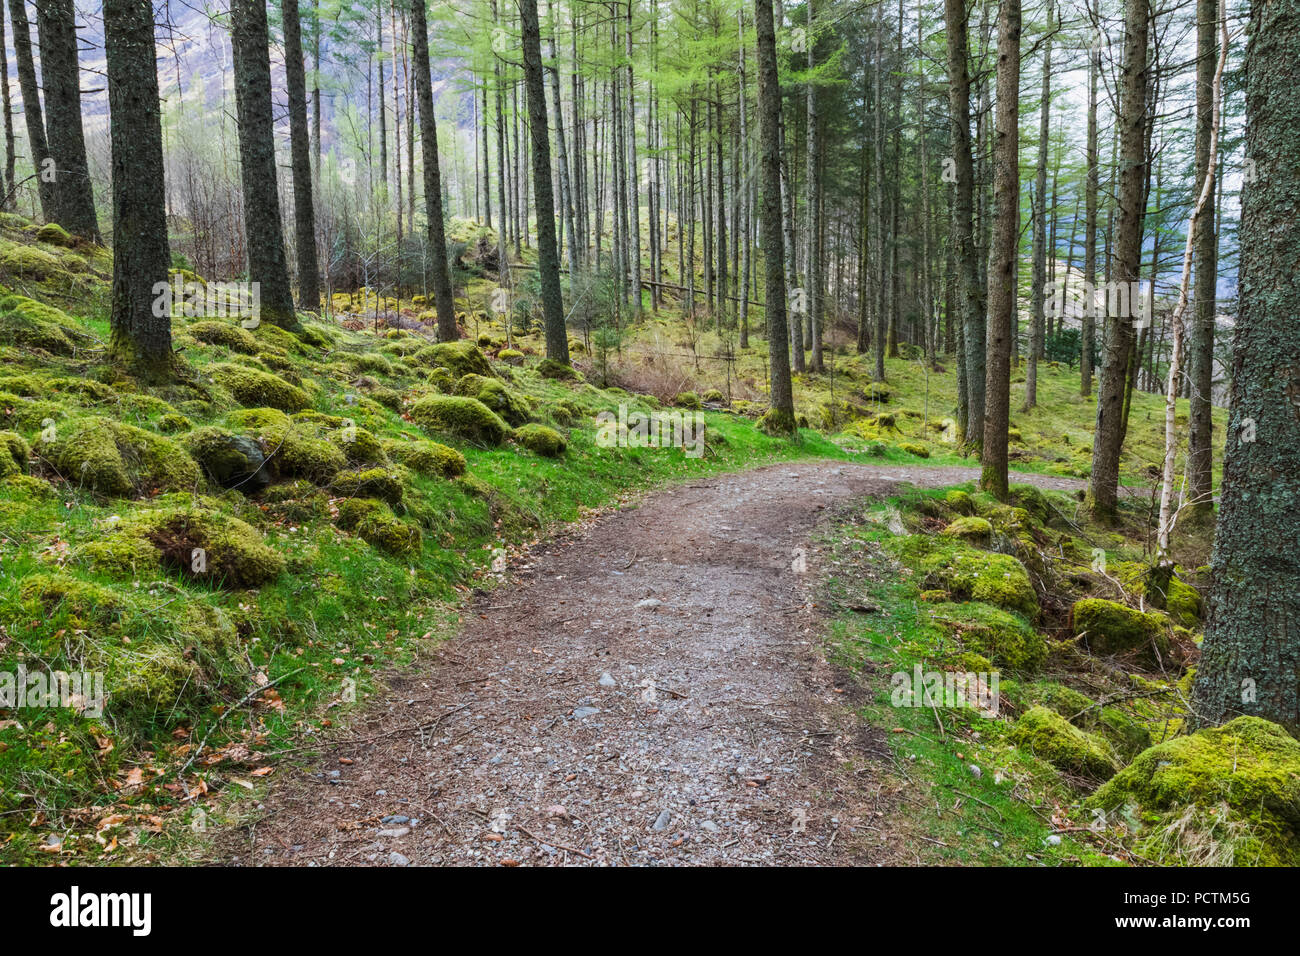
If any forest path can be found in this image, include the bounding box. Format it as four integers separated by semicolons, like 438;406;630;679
215;461;1085;866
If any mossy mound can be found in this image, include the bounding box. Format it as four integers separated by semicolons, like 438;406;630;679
78;503;284;587
413;340;494;378
941;515;993;544
1007;483;1055;525
943;489;976;515
898;442;930;458
931;600;1047;672
537;357;579;380
514;423;567;458
410;395;511;447
1113;562;1203;629
0;241;68;285
35;223;74;247
674;391;702;409
181;426;271;492
210;363;309;411
0;294;84;355
1010;705;1119;781
34;416;199;497
328;424;387;464
330;467;404;505
188;320;261;355
227;408;346;483
335;498;421;556
757;407;797;436
890;535;1038;618
1089;716;1300;865
702;389;725;403
0;430;29;477
498;348;525;366
1071;598;1170;662
455;373;531;427
1031;682;1152;761
381;438;466;478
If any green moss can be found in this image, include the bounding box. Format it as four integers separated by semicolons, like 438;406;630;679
898;442;930;458
1114;562;1203;628
35;223;73;247
1071;598;1170;662
187;320;261;354
329;424;387;464
702;388;724;403
757;407;797;436
413;340;494;378
1089;717;1300;865
0;429;29;476
157;413;192;434
381;438;466;477
1010;706;1119;781
4;472;53;499
181;426;271;491
0;241;68;284
498;348;525;366
941;515;993;543
410;395;511;447
931;600;1047;672
227;408;346;483
674;391;702;409
335;498;421;556
34;416;199;497
0;294;81;355
456;374;531;426
341;351;393;375
330;467;404;505
210;363;309;411
537;357;579;380
1032;682;1152;761
514;423;567;458
943;489;975;515
1007;483;1054;524
890;535;1038;617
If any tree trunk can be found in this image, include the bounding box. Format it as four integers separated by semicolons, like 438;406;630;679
1186;0;1219;525
9;0;52;221
410;0;458;341
519;0;570;364
104;0;172;382
979;0;1021;501
0;2;14;209
1024;0;1051;411
755;0;794;433
282;0;321;312
231;0;299;330
1082;46;1098;395
1088;0;1148;520
1192;0;1300;733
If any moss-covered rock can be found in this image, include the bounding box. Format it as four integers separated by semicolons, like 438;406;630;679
514;423;566;458
181;426;271;491
328;424;387;464
335;498;422;556
497;348;525;366
455;373;531;426
35;223;74;247
1007;483;1055;525
79;503;284;587
188;320;261;354
0;429;29;476
227;407;346;483
381;438;466;478
944;489;976;515
1114;562;1203;628
0;294;82;355
0;242;67;284
674;391;702;409
932;600;1047;672
211;363;309;411
941;515;993;544
1071;597;1170;662
34;416;199;497
330;467;404;505
410;395;511;446
1032;682;1152;761
537;357;579;380
1089;716;1300;865
1010;705;1119;781
890;535;1038;617
413;340;494;378
898;442;930;458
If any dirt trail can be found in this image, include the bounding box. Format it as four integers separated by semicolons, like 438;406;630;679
216;461;1085;867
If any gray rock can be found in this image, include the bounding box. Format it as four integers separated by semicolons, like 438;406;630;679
388;851;411;866
635;598;663;610
652;810;671;831
378;827;411;838
381;815;410;825
598;673;617;688
572;706;600;719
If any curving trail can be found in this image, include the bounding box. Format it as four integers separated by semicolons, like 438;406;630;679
216;462;1085;866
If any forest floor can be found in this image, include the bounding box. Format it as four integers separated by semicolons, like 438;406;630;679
210;460;1087;867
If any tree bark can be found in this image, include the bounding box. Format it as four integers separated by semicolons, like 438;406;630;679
1192;0;1300;733
410;0;458;340
282;0;321;312
231;0;299;330
979;0;1021;501
9;0;52;221
105;0;172;382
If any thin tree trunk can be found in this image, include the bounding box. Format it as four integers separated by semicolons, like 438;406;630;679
9;0;51;221
283;0;321;312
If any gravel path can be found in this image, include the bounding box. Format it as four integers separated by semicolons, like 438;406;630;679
216;461;1085;866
